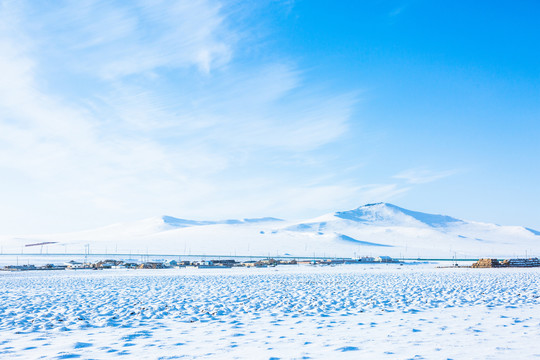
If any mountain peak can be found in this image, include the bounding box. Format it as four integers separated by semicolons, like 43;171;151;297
336;203;463;228
360;202;391;208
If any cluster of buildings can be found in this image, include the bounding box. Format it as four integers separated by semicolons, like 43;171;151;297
0;255;398;271
0;264;65;272
472;258;540;268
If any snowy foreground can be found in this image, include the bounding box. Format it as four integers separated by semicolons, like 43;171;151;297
1;265;540;359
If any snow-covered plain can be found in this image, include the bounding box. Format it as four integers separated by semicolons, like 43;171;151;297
1;264;539;359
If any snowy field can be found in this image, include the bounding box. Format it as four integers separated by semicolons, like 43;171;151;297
1;265;539;359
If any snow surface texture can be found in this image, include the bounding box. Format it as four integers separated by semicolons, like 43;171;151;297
0;265;539;359
2;203;539;258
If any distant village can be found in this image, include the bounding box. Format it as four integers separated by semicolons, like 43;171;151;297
2;256;539;272
0;256;398;271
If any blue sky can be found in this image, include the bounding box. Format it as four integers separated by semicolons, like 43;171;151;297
0;0;538;233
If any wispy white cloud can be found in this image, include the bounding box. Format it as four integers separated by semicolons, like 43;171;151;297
32;0;234;77
355;183;411;202
388;5;408;18
393;168;459;184
0;0;360;233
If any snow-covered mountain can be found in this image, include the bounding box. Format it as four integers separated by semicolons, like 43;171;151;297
1;203;538;258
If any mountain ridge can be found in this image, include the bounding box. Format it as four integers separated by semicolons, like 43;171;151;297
1;203;538;258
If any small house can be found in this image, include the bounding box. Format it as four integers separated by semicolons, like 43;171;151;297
64;260;85;269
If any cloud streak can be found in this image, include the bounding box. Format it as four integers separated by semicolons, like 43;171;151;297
0;0;362;233
32;0;234;77
393;168;459;184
